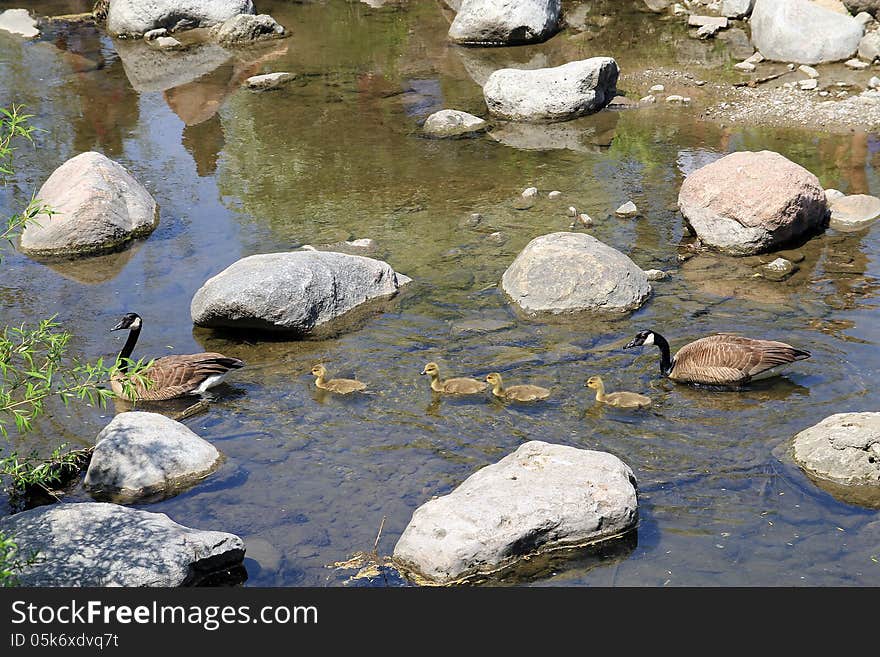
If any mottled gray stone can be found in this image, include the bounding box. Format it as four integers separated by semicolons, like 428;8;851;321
423;109;488;138
483;57;619;123
448;0;560;46
792;412;880;487
0;502;244;586
393;441;638;585
20;152;158;257
191;251;409;334
678;150;827;255
750;0;864;64
107;0;254;37
84;412;222;503
210;13;287;46
501;232;651;314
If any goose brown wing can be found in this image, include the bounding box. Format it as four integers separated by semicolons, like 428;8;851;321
671;335;809;384
135;353;244;400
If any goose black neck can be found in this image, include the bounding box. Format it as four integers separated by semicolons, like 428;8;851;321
653;333;673;376
117;327;140;373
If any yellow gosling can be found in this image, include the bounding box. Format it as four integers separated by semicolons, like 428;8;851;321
485;372;550;402
420;362;488;394
311;365;367;394
586;375;651;409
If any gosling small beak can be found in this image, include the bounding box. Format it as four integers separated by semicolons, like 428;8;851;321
420;369;428;375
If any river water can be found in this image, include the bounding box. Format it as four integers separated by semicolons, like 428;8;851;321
1;0;878;585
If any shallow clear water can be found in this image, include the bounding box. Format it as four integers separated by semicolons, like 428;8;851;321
1;0;879;586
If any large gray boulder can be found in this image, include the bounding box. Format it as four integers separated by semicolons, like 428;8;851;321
0;502;244;586
84;412;222;503
19;152;158;257
483;57;619;123
750;0;864;64
191;251;411;334
448;0;560;46
393;441;638;585
210;13;287;46
501;232;651;314
792;413;880;487
678;150;827;255
107;0;255;37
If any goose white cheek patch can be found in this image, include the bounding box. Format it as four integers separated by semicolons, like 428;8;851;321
643;333;654;346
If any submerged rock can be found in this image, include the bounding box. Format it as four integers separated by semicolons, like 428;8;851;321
393;441;638;585
0;502;244;586
501;232;651;314
828;193;880;231
19;152;158;257
191;251;410;334
750;0;864;64
423;109;488;138
677;150;827;255
245;72;294;91
615;201;639;217
760;257;798;281
448;0;561;46
107;0;255;37
84;412;222;503
792;412;880;488
483;57;619;123
0;8;39;37
210;13;287;46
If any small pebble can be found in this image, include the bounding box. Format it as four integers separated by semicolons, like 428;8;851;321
640;94;657;103
798;65;819;79
548;190;562;200
578;213;593;227
869;77;880;89
650;84;665;93
643;269;669;281
567;206;578;217
734;61;756;72
521;187;538;198
798;79;818;91
787;63;796;70
845;58;869;70
666;94;686;103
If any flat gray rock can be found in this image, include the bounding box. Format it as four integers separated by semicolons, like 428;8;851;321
501;232;651;314
750;0;864;64
191;251;409;334
84;412;222;503
792;412;880;487
677;150;827;255
0;502;244;586
210;13;287;46
245;71;294;91
449;0;560;46
483;57;619;123
393;440;638;585
107;0;255;37
423;109;488;138
0;8;39;37
829;193;880;231
19;152;158;257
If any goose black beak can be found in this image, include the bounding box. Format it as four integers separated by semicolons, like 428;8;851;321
110;321;126;332
623;338;639;349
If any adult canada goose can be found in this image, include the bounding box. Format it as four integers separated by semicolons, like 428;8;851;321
110;312;244;401
585;375;651;409
485;373;550;402
421;362;488;394
311;365;367;394
623;330;811;386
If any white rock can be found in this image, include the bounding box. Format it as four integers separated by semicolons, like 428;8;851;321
869;76;880;88
828;193;880;230
245;72;294;91
666;94;686;102
750;0;864;64
688;15;729;29
522;186;539;198
483;57;619;122
392;441;638;584
798;64;820;78
0;8;39;38
845;57;870;68
824;188;846;199
640;94;657;103
501;232;651;314
799;79;819;90
644;268;669;281
854;12;874;26
650;84;666;92
84;412;222;503
548;190;563;199
792;412;880;487
734;61;757;71
423;109;488;137
154;36;182;49
615;201;639;216
448;0;561;45
567;206;579;217
745;51;766;64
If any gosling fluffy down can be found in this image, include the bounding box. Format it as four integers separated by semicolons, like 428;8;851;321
311;365;367;394
421;362;488;394
485;372;550;402
586;375;651;409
